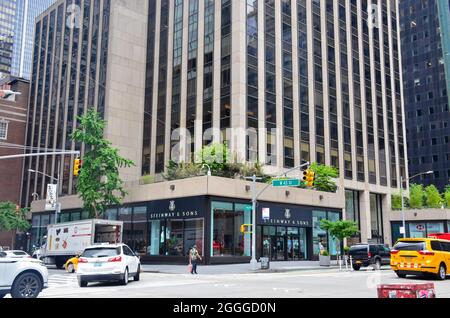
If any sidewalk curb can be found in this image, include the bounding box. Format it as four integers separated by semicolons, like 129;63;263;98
141;266;342;275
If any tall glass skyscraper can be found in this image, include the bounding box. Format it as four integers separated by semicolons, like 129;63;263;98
400;0;450;191
0;0;16;79
11;0;55;79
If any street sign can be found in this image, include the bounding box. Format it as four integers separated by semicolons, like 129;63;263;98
272;179;301;187
45;184;57;211
262;208;270;220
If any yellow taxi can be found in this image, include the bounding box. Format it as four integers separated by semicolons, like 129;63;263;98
64;256;80;273
390;238;450;280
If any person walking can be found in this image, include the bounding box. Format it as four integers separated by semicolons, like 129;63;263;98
189;245;202;274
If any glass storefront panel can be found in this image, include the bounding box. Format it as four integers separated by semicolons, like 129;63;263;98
81;211;90;220
147;218;204;257
426;222;444;235
211;201;251;257
119;207;133;247
313;211;328;257
409;222;426;238
59;213;70;223
41;214;50;228
104;208;118;220
166;220;184;256
184;219;204;255
328;212;340;256
370;193;384;243
71;212;81;221
345;190;361;246
133;206;148;255
148;220;161;255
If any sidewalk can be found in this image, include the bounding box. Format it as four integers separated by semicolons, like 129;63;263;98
142;261;343;275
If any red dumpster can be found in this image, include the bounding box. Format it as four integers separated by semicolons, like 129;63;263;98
377;283;436;298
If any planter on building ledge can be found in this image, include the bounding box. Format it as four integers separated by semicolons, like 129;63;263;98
319;251;331;267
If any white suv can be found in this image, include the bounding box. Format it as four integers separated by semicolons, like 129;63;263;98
0;251;49;298
77;244;141;287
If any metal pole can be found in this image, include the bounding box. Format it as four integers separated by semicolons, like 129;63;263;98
250;174;258;270
55;159;61;224
400;175;405;238
0;150;80;160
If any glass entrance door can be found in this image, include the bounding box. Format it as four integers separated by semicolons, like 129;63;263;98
261;226;309;261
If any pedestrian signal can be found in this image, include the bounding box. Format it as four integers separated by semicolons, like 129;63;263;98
240;224;252;234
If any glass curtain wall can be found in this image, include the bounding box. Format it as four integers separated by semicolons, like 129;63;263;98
211;201;251;257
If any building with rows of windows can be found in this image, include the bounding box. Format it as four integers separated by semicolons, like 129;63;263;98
25;0;409;263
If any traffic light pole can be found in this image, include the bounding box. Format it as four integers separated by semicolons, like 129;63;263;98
246;161;310;270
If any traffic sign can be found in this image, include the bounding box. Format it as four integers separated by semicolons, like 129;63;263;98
272;179;301;187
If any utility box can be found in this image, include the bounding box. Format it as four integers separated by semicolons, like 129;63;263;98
260;257;270;270
377;283;436;298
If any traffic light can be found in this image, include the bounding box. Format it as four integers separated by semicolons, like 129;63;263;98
302;169;316;187
73;158;82;177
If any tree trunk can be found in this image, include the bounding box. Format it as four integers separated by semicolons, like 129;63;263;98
10;229;16;249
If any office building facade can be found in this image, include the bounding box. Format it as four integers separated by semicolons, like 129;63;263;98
400;0;450;191
141;0;408;245
26;0;409;260
0;0;16;79
11;0;56;79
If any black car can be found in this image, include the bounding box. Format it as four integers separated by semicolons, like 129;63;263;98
349;244;391;270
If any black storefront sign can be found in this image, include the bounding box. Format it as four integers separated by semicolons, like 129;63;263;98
147;196;206;220
257;202;313;227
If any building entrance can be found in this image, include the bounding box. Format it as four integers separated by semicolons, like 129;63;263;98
261;226;308;261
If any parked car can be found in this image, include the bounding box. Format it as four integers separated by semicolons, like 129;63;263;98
77;244;141;287
0;251;49;298
390;238;450;280
64;255;80;273
349;243;391;270
2;250;31;259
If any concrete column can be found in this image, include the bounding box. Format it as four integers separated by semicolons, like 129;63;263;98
230;0;247;162
359;190;371;242
257;0;266;165
195;0;205;155
382;193;392;245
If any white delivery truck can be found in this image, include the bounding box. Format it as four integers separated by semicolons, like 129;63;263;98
40;219;123;269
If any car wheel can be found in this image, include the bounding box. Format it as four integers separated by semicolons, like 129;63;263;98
352;265;361;271
78;279;88;288
395;271;407;278
67;263;75;273
134;265;141;282
11;272;42;299
437;263;446;280
121;268;129;286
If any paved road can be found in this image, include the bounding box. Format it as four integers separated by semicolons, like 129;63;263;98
34;268;450;298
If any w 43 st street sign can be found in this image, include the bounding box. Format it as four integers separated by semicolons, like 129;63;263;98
272;179;301;187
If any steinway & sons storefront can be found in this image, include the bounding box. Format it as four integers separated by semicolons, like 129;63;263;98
30;195;342;264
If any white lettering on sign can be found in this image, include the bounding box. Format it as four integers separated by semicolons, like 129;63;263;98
148;210;199;219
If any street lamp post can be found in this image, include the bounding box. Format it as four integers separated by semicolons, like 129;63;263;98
29;160;61;224
400;170;433;238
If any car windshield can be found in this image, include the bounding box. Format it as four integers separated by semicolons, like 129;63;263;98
394;241;426;251
82;247;120;258
13;251;27;255
349;245;367;252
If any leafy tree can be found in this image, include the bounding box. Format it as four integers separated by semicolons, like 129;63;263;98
425;185;442;208
0;202;30;248
320;219;359;256
445;186;450;208
71;109;134;219
309;163;339;193
409;184;425;209
196;143;231;174
391;194;403;210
